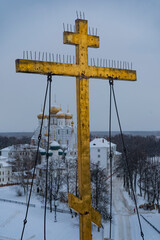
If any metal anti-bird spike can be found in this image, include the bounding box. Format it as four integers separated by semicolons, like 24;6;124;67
39;52;40;61
96;28;97;36
76;10;78;19
30;51;32;60
23;51;25;59
35;52;36;61
90;58;92;66
92;28;94;35
63;23;65;32
52;53;54;62
80;11;82;19
83;12;85;20
42;52;44;61
70;24;72;32
49;53;51;62
93;58;95;66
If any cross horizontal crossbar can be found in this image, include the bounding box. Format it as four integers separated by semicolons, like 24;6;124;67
16;59;136;81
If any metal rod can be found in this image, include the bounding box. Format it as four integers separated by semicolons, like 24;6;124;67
52;53;54;62
63;23;65;32
30;51;32;60
76;11;78;19
80;11;82;19
96;28;97;36
23;51;25;59
92;28;94;35
42;52;44;61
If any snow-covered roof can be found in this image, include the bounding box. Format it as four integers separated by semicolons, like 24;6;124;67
58;149;63;153
0;157;12;167
50;141;60;147
56;110;65;116
90;138;116;148
0;146;13;151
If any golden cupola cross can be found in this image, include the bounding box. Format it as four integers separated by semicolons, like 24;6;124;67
16;15;136;240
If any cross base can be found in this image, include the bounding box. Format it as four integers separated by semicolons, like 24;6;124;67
68;193;101;228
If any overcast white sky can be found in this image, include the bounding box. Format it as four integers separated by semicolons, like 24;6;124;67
1;0;160;132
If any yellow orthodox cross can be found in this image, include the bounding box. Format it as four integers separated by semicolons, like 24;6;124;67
16;17;136;240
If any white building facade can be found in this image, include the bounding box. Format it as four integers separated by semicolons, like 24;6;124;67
0;156;12;185
90;138;121;175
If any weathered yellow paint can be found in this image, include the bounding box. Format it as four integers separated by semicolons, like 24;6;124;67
16;59;136;81
15;17;137;240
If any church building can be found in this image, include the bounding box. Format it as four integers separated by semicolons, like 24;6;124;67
31;99;75;149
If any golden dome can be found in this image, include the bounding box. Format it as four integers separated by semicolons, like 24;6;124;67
37;114;47;119
65;106;72;119
56;111;65;119
65;113;72;119
50;106;59;115
44;131;50;137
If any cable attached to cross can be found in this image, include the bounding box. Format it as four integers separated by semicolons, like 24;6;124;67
108;79;113;239
110;80;145;240
20;74;52;240
44;74;52;240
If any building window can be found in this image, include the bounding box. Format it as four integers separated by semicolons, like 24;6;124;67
0;172;1;175
67;129;69;134
98;155;100;158
0;178;1;182
97;149;100;152
8;178;10;181
58;130;60;135
8;171;10;175
2;172;4;175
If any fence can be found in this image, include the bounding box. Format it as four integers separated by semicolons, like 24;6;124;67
0;198;35;208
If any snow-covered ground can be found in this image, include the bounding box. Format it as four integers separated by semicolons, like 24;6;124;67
0;178;160;240
109;177;160;240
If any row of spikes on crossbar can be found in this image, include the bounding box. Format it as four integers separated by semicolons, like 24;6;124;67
22;51;133;70
63;23;98;36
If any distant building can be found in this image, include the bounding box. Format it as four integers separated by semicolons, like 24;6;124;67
90;138;121;175
0;156;12;185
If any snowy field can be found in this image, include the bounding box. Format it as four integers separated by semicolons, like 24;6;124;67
0;178;160;240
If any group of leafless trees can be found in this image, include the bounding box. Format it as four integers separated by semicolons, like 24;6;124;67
35;154;109;220
113;135;160;211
